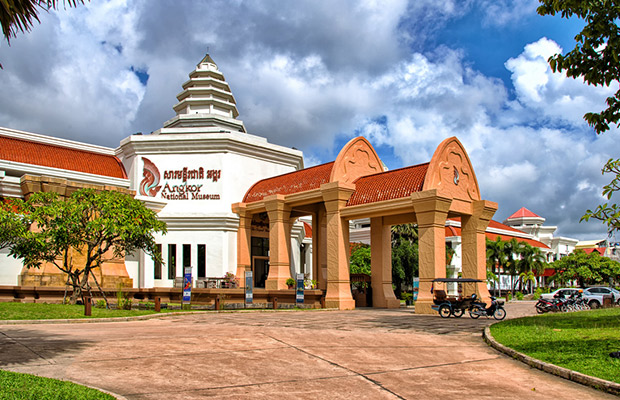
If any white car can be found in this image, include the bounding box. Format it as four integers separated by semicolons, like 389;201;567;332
582;287;620;308
540;288;582;300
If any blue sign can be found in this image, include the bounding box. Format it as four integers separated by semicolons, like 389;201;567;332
412;278;419;301
245;271;253;304
183;266;192;303
296;273;304;304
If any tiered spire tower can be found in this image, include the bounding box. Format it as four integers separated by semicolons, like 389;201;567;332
163;54;246;133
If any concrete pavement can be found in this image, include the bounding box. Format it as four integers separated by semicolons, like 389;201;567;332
0;301;614;399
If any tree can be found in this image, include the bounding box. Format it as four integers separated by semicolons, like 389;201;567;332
516;243;547;293
349;244;371;275
0;189;167;304
1;0;85;68
486;237;506;292
551;249;620;286
537;1;620;234
390;224;419;298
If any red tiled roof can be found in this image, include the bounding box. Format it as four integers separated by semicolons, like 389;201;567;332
445;218;550;249
346;163;429;207
243;162;334;203
0;135;127;179
582;248;605;255
507;207;541;219
303;221;312;238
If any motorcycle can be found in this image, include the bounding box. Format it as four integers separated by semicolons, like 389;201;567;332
535;293;570;314
468;295;506;320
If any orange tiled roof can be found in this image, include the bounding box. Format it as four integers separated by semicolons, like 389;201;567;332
303;221;312;238
582;248;605;255
243;162;334;203
346;163;429;207
445;220;549;249
507;207;541;219
445;218;550;249
0;135;127;179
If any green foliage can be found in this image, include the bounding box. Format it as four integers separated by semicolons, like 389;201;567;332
533;287;543;300
551;249;620;286
0;189;167;304
538;1;620;235
0;369;113;400
94;299;106;309
490;307;620;383
285;277;296;286
538;0;620;134
349;244;371;275
515;291;524;300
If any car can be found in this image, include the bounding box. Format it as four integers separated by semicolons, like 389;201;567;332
540;288;583;300
582;287;620;308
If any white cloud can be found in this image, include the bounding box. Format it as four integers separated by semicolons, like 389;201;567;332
0;1;618;240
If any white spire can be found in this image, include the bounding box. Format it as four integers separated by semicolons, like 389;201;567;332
162;54;246;133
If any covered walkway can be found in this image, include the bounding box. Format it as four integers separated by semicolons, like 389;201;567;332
232;136;498;313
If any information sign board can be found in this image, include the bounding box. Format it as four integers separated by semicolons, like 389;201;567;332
245;271;253;304
296;273;304;304
183;266;192;303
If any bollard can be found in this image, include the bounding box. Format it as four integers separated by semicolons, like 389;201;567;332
214;296;220;310
320;296;325;309
154;297;161;312
272;297;278;310
84;296;91;316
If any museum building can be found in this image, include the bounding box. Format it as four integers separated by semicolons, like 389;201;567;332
0;54;308;290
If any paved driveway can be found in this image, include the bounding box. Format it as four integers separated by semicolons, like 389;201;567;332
0;301;614;399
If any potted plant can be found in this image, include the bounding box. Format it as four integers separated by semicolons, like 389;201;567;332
286;278;295;289
223;272;238;288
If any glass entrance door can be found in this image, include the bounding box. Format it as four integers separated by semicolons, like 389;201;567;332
252;256;269;288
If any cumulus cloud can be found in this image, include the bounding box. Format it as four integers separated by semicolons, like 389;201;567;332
0;1;618;240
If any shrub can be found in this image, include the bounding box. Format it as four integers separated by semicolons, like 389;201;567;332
516;291;524;300
533;287;543;300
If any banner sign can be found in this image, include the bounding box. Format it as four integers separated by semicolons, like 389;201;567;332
245;271;253;304
183;266;192;303
412;278;419;301
296;273;304;304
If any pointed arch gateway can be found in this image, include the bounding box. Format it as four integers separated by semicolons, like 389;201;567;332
232;136;497;313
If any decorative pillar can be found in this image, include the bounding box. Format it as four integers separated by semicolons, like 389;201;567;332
232;203;252;288
461;200;498;303
412;192;452;314
321;182;355;310
370;217;400;308
318;206;328;291
265;195;291;290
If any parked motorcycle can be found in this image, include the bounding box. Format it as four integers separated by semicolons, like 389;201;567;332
468;295;506;320
536;292;589;313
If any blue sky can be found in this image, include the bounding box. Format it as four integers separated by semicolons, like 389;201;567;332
0;0;618;240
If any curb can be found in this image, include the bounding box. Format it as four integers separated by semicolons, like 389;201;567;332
483;326;620;396
0;308;339;325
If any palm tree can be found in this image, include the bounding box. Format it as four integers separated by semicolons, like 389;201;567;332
486;237;505;294
1;1;84;67
517;243;547;293
503;238;523;297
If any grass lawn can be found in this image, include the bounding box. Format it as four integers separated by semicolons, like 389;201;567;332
490;307;620;383
0;302;167;320
0;370;114;399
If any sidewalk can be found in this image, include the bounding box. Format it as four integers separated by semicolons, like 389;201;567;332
0;303;614;399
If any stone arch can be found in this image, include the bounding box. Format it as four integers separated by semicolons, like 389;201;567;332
330;137;383;184
423;136;480;202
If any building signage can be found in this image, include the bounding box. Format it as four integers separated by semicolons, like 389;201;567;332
139;157;221;201
296;273;304;304
245;271;253;304
183;266;192;303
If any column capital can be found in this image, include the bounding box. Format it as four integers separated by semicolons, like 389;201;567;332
264;195;291;217
321;181;355;213
411;191;452;227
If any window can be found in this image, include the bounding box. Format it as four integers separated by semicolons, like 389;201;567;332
183;244;191;267
198;245;206;278
251;237;269;257
154;244;162;280
168;244;177;280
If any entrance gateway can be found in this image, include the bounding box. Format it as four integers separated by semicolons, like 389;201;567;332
233;136;497;314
